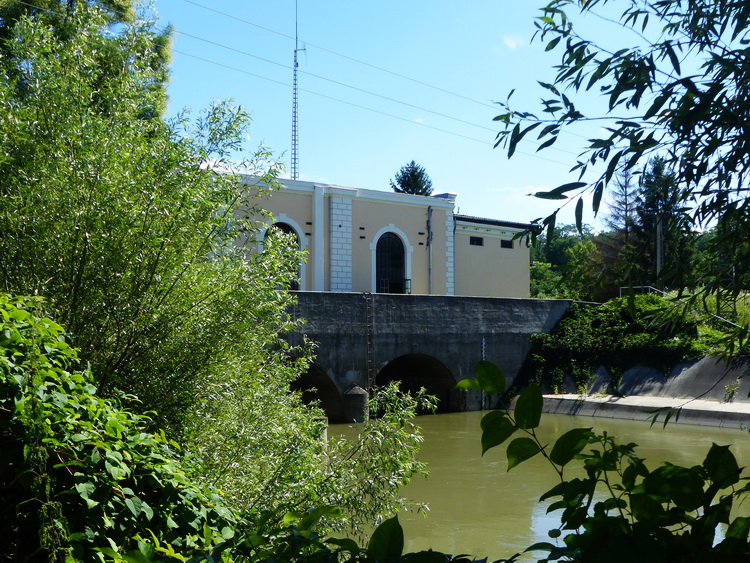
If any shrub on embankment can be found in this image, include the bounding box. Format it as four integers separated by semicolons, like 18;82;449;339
0;293;245;559
1;294;434;560
519;294;731;394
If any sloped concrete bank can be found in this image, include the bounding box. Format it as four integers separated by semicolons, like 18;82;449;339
542;356;750;429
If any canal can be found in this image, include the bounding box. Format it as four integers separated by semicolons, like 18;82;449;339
341;411;750;559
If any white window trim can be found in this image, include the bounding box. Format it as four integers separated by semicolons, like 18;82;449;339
369;224;413;293
259;213;308;290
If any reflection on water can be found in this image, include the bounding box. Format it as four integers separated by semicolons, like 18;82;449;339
333;411;750;560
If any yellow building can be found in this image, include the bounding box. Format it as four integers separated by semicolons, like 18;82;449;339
240;175;530;298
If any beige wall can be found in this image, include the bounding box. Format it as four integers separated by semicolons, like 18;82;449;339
238;176;529;298
454;222;530;298
245;185;318;290
349;196;447;294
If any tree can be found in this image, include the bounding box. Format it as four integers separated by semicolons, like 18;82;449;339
0;295;432;559
531;223;592;266
0;5;294;427
390;160;433;195
530;224;605;299
0;294;244;559
605;170;638;245
632;156;696;289
494;0;750;326
487;3;750;557
598;170;640;297
530;260;565;298
0;3;429;534
0;0;171;118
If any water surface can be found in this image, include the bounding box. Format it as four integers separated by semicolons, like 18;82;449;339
338;411;750;559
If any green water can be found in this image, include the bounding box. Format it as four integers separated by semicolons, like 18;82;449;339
335;411;750;559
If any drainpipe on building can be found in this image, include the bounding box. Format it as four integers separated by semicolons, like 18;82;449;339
427;206;433;294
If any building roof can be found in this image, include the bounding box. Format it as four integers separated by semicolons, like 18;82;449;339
454;214;531;231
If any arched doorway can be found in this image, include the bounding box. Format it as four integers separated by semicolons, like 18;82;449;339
267;221;300;290
375;354;457;413
291;364;348;422
376;232;406;293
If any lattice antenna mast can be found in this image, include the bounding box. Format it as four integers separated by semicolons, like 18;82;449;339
291;0;303;180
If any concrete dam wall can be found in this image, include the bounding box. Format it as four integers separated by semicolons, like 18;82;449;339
287;292;572;421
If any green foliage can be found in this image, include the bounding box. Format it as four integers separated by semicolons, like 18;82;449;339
196;380;436;539
0;294;243;560
0;3;431;540
521;295;707;392
496;0;750;338
315;384;436;538
0;0;169;117
471;361;750;562
529;225;608;301
389;160;434;196
631;157;696;289
530;261;566;299
530;224;592;267
0;294;439;561
0;3;302;431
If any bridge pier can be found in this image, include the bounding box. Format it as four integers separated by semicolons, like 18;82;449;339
288;292;572;423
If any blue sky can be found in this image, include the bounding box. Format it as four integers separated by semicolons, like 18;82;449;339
153;1;619;229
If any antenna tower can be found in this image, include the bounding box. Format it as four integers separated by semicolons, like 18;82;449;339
291;0;301;180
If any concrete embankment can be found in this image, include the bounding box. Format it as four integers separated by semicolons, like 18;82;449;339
542;356;750;429
543;394;750;428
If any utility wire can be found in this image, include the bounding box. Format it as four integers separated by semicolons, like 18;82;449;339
176;30;496;136
173;29;582;158
174;49;575;168
178;0;594;143
179;0;501;112
8;0;582;165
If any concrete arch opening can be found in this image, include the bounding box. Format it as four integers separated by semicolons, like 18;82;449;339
291;364;348;422
375;354;458;413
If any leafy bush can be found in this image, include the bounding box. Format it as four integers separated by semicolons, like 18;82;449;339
520;295;707;393
461;361;750;562
0;3;304;434
0;294;246;560
0;6;433;541
1;294;438;560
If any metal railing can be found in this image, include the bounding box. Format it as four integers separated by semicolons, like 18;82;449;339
377;278;412;294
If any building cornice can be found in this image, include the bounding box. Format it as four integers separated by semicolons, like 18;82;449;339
239;174;455;211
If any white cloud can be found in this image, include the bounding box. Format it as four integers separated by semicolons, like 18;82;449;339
502;34;526;51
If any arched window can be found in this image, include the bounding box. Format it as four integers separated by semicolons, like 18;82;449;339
267;222;300;290
376;232;406;293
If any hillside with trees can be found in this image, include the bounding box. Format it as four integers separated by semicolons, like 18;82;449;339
529;157;731;305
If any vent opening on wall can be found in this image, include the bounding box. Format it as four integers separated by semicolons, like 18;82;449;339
501;239;514;249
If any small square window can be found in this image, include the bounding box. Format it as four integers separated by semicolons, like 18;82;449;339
470;236;484;246
501;239;513;249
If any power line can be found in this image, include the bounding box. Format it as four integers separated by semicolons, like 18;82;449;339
173;49;575;168
179;0;501;112
7;0;582;167
172;30;582;158
177;0;594;144
10;0;592;150
11;0;588;156
174;30;499;136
